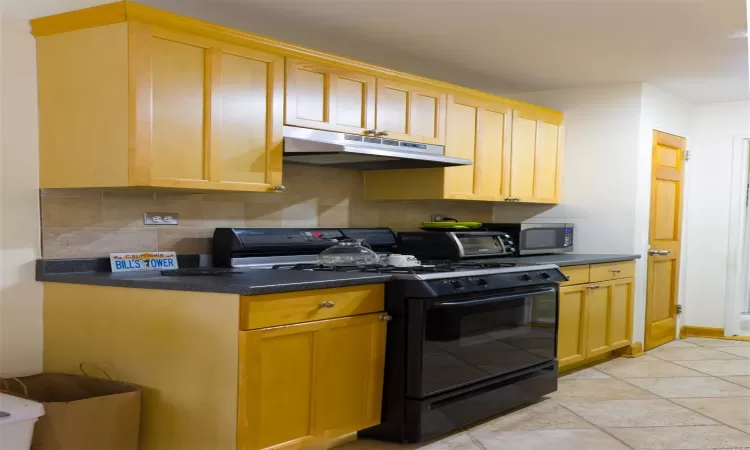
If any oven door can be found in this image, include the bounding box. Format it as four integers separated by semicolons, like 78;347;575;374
518;224;572;255
408;286;558;398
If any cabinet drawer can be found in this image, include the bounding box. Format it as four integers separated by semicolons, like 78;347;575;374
559;265;590;286
240;284;384;330
589;261;635;282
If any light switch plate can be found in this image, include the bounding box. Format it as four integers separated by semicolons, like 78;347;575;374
144;212;179;225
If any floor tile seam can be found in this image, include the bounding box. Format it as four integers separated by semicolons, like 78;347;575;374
659;395;750;437
553;400;637;450
717;376;750;389
659;360;734;376
710;347;750;358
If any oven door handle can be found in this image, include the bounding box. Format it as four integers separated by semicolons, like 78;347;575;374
434;287;557;308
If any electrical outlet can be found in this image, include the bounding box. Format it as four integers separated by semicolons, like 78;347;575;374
144;212;179;225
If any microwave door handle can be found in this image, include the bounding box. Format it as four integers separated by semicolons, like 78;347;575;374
434;287;557;308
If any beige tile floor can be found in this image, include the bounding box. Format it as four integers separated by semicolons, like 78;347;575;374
341;337;750;450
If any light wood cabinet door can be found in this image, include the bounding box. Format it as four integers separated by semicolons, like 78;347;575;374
508;109;564;203
603;277;634;350
558;284;588;368
238;313;386;450
584;285;610;358
376;78;447;145
286;59;376;135
443;95;511;200
131;26;284;191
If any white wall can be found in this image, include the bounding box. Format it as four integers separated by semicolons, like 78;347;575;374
683;101;749;328
506;83;696;345
0;0;110;377
504;84;644;254
0;10;43;377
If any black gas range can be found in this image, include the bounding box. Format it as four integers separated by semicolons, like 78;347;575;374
212;227;565;443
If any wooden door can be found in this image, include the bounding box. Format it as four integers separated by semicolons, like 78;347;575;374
585;285;610;357
376;78;447;145
443;95;511;200
604;277;634;350
645;131;686;350
508;110;563;203
286;59;376;135
130;26;284;191
557;284;588;368
237;314;386;450
311;313;386;440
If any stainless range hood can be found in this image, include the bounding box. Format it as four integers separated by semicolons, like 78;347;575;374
282;126;472;170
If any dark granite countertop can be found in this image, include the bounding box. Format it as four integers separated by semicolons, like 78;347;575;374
36;258;391;295
36;253;639;295
500;253;641;267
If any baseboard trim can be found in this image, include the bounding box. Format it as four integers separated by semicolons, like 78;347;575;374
617;342;644;358
679;326;724;338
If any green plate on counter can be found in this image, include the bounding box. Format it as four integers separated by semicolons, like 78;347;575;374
421;221;484;230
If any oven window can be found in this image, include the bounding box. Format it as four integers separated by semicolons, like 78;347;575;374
418;289;557;397
523;229;559;249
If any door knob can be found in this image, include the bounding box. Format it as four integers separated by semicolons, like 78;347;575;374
649;249;670;256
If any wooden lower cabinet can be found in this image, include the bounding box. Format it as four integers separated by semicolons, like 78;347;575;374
238;313;387;450
557;285;587;367
557;274;635;371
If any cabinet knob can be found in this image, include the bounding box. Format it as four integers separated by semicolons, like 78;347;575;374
319;301;336;308
271;185;286;192
379;315;392;321
375;130;389;137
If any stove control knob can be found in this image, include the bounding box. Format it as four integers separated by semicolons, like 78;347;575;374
518;273;532;282
450;280;465;290
476;278;488;287
540;272;551;280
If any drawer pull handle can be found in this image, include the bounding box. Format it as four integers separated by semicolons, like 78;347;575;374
611;269;621;273
586;284;600;289
380;315;392;321
319;301;336;308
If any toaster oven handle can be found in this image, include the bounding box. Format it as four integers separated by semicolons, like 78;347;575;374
434;287;557;308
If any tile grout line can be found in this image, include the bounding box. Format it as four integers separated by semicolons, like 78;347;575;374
610;364;750;438
552;402;637;450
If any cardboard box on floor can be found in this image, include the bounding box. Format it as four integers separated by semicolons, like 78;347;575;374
2;373;140;450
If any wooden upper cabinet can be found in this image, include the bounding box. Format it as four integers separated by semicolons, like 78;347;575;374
37;22;284;192
363;94;510;201
32;3;562;198
443;95;511;200
376;79;447;145
508;109;564;203
285;59;376;135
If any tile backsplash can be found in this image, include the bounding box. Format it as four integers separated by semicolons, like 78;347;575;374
40;165;497;258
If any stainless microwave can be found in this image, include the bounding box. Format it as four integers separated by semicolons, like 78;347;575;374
481;223;574;256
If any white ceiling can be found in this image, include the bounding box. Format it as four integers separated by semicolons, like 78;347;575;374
198;0;748;104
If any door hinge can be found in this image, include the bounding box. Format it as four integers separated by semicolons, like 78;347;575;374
684;150;691;161
676;304;683;315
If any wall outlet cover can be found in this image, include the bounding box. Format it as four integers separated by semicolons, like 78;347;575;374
144;212;179;225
